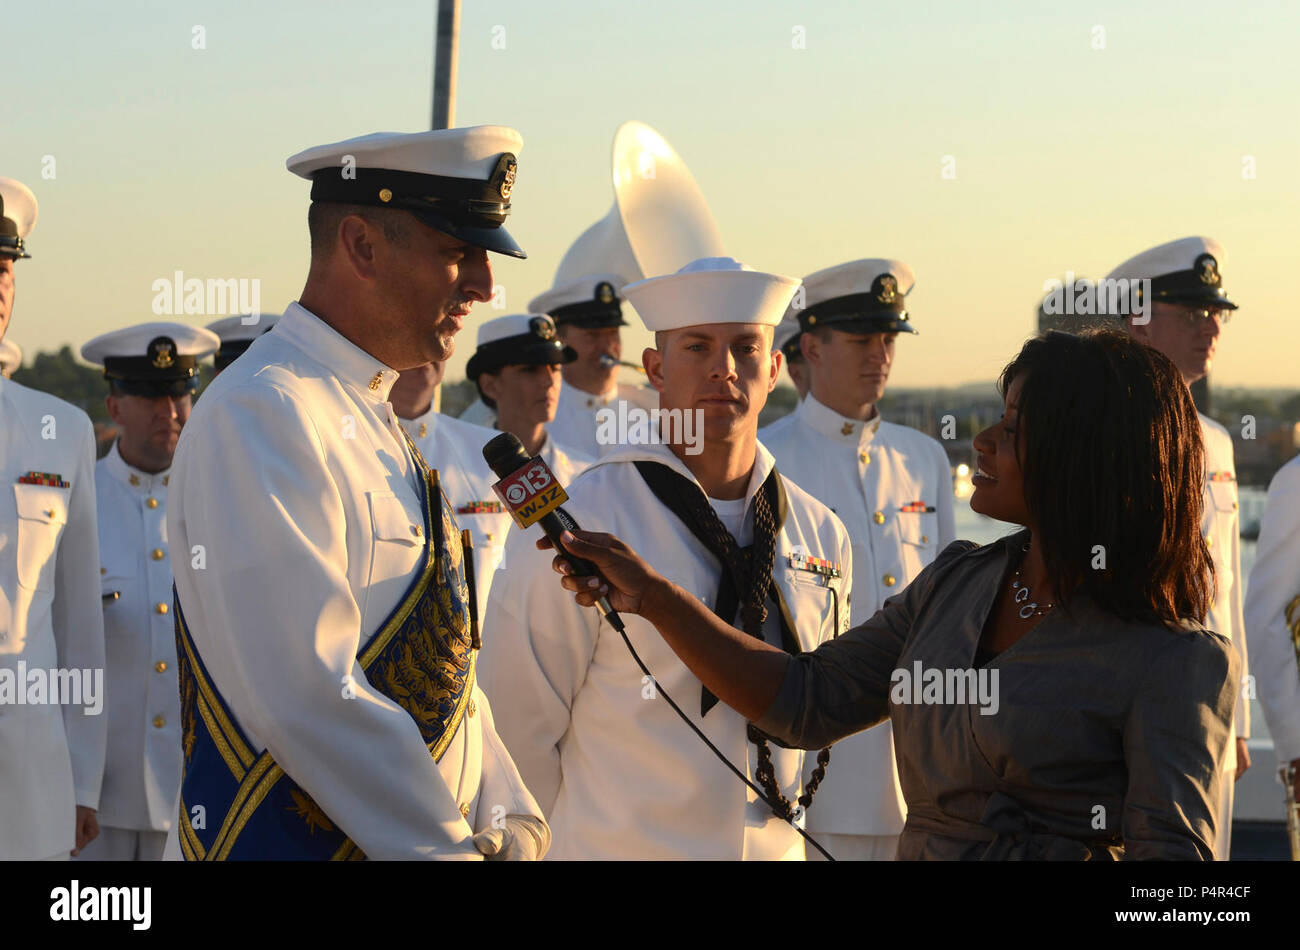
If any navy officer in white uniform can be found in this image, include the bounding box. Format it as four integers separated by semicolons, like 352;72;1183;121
760;259;954;861
77;322;219;861
0;176;107;860
480;258;852;860
462;274;658;454
1111;236;1250;860
166;128;546;860
466;312;593;488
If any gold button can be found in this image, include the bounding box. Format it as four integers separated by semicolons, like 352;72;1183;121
44;508;55;518
859;451;870;465
1206;536;1213;549
841;422;854;436
485;533;495;543
921;535;930;544
146;497;159;509
154;661;168;673
153;716;166;728
411;524;422;537
883;574;896;587
151;548;165;561
129;474;140;487
468;699;477;718
873;511;885;524
155;602;169;615
1232;501;1239;510
418;423;428;438
459;802;470;818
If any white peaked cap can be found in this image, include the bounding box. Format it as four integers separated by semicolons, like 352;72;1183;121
81;321;220;367
476;313;556;346
0;178;38;259
527;273;626;322
286;127;523;182
1105;236;1236;309
285;126;526;258
623;257;800;332
0;338;22;376
206;313;281;345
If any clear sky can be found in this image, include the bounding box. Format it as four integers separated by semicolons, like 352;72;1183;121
3;0;1297;388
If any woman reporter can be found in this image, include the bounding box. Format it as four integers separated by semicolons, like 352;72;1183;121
548;328;1239;860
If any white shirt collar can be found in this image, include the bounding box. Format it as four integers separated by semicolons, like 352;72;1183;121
277;301;401;404
587;439;775;508
398;403;439;439
105;440;170;493
797;393;882;446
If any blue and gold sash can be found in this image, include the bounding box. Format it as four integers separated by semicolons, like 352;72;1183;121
174;438;476;860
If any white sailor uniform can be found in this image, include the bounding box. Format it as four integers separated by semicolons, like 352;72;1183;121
1244;454;1300;778
1200;412;1249;860
0;377;107;860
479;441;851;859
75;445;180;861
761;395;955;859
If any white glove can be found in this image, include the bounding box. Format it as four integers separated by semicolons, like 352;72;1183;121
472;814;551;861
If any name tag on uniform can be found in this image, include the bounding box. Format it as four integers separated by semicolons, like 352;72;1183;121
17;471;69;488
899;501;935;513
787;551;841;579
457;500;505;515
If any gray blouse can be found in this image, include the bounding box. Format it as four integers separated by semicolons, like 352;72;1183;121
755;531;1240;860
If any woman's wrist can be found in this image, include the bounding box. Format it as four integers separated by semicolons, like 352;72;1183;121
638;574;679;627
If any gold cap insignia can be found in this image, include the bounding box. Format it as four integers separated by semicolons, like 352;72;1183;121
1195;253;1220;286
596;281;616;305
530;315;557;340
378;188;393;203
498;156;517;199
149;338;176;369
877;274;898;304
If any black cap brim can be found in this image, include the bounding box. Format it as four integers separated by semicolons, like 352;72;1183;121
811;317;919;336
409;209;526;259
1155;291;1238;311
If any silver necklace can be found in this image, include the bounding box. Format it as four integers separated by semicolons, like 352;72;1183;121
1010;542;1054;620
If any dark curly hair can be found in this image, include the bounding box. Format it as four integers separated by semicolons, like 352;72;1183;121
999;327;1214;629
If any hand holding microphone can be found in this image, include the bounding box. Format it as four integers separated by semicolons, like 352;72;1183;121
537;528;668;618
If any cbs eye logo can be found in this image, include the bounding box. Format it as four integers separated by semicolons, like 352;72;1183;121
505;483;527;505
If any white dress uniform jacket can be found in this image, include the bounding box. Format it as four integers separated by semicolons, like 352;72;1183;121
0;377;106;859
94;443;181;834
1199;412;1248;860
1200;413;1250;761
548;380;659;459
402;410;592;622
479;441;852;859
166;302;543;860
1244;454;1300;769
760;395;955;838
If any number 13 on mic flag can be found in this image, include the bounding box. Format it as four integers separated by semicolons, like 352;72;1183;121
492;458;570;528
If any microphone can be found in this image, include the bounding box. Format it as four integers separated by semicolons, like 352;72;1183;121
482;432;625;633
